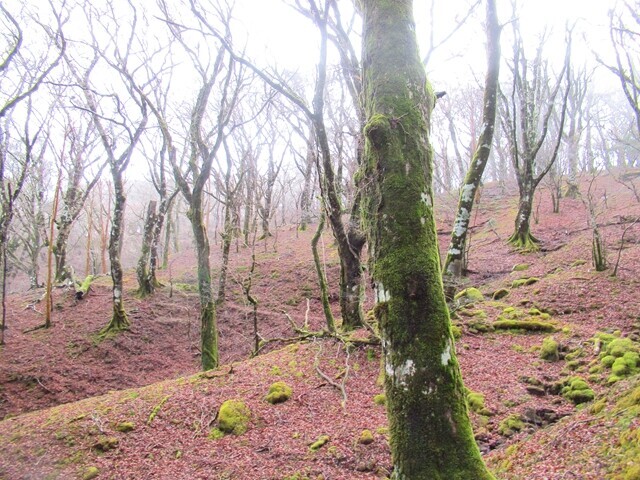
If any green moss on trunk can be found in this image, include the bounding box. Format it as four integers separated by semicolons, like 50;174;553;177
361;1;494;478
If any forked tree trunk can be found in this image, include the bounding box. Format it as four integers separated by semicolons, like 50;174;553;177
311;211;335;332
508;182;539;251
361;1;493;478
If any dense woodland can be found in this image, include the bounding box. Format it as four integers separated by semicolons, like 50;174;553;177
1;0;640;479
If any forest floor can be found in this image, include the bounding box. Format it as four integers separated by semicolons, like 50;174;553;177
1;174;640;479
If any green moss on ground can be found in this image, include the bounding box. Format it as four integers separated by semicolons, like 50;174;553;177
115;422;135;432
82;466;100;480
492;288;509;300
594;333;640;383
512;263;530;272
373;394;386;406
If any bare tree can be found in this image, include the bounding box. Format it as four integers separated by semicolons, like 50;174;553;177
0;1;66;344
499;22;572;251
64;1;149;333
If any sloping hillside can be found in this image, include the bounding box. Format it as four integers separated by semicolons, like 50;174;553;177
1;176;639;479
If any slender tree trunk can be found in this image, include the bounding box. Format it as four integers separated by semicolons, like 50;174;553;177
45;173;62;328
311;211;335;332
136;200;157;297
217;199;232;305
102;170;129;333
444;0;501;277
187;199;218;370
361;1;493;478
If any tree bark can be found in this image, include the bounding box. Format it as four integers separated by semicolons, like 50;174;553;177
136;200;158;297
444;0;501;277
361;1;493;478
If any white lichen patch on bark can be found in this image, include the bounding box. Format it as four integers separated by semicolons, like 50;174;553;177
448;247;461;255
375;282;391;302
420;191;432;208
452;208;470;237
420;217;426;225
441;339;452;366
460;183;475;202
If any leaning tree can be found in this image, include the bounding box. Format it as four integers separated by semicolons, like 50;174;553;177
360;0;494;477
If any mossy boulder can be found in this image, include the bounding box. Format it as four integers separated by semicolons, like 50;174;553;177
265;381;293;404
498;415;525;437
493;319;556;332
309;435;330;451
561;377;595;405
373;393;386;406
115;422;135;433
92;436;119;452
540;337;560;361
454;287;484;305
217;399;251;435
466;389;492;416
82;466;100;480
512;263;530;272
512;277;540;288
595;333;640;382
358;429;374;445
492;288;509;300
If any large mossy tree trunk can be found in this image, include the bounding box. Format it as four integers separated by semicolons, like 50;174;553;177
444;0;501;277
361;1;494;478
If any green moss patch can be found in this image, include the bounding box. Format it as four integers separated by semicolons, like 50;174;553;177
82;466;100;480
594;333;640;383
115;422;135;433
512;263;530;272
92;436;119;452
265;381;293;404
373;393;386;406
492;288;509;300
454;287;484;305
493;319;556;332
498;415;525;437
560;377;595;405
309;435;330;451
217;399;251;435
358;429;374;445
540;337;560;361
511;277;540;288
465;389;492;416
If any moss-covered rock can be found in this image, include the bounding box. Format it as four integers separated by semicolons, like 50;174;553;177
540;337;560;361
358;429;374;445
115;422;135;433
561;377;595;405
512;263;530;272
82;466;100;480
217;399;251;435
373;393;386;406
265;381;293;404
92;436;119;452
492;288;509;300
451;324;462;340
493;319;556;332
309;435;330;451
511;277;540;288
466;390;492;416
595;333;640;382
454;287;484;305
498;415;525;437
